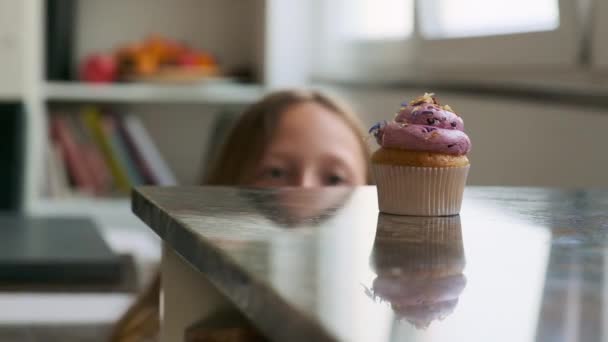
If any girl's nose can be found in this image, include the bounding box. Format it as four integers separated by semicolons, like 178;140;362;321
293;170;320;188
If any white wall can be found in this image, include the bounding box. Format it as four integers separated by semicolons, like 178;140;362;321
153;86;608;188
321;86;608;187
0;0;24;99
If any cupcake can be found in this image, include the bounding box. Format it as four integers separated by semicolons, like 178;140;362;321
369;93;471;216
369;214;466;329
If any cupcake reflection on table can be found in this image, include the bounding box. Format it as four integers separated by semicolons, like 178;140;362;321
369;214;467;329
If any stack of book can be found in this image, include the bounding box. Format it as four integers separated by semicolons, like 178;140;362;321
46;107;177;198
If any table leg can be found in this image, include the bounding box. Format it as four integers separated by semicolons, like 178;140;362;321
160;245;237;342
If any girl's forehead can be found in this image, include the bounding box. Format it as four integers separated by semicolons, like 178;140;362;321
275;103;354;138
262;108;365;170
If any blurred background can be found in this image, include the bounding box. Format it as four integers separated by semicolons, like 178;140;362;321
0;0;607;339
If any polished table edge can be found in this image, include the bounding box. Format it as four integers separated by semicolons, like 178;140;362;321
131;185;608;342
131;187;337;342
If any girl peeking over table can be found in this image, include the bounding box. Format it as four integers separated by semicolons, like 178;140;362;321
111;89;372;341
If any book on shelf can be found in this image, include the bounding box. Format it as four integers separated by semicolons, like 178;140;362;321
0;103;25;211
117;115;157;185
44;143;71;198
102;115;145;187
45;0;77;81
46;107;177;199
69;114;113;194
82;107;132;194
122;115;177;186
49;114;97;195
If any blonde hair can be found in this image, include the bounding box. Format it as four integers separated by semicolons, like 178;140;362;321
111;90;370;341
206;89;371;185
110;275;160;342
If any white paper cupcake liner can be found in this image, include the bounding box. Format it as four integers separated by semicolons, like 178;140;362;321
372;215;465;276
372;164;470;216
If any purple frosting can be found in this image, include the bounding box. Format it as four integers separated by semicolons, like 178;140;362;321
369;94;471;155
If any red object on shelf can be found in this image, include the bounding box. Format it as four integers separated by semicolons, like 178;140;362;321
80;54;118;83
50;116;97;194
176;52;200;67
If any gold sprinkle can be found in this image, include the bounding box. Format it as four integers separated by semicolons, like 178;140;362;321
431;94;440;105
425;131;440;140
409;92;440;106
443;104;460;116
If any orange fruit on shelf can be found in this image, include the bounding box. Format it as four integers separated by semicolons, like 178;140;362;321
196;53;216;67
134;53;159;76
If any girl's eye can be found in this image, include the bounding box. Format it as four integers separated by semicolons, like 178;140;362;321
326;174;345;186
268;167;286;179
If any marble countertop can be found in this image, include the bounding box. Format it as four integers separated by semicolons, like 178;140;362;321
133;186;608;342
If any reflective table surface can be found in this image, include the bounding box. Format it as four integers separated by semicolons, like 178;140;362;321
133;186;608;342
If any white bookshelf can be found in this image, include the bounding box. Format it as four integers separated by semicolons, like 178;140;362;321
0;1;24;99
8;0;312;227
45;81;265;105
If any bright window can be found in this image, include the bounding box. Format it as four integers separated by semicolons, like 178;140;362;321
337;0;414;40
315;0;577;75
421;0;560;39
